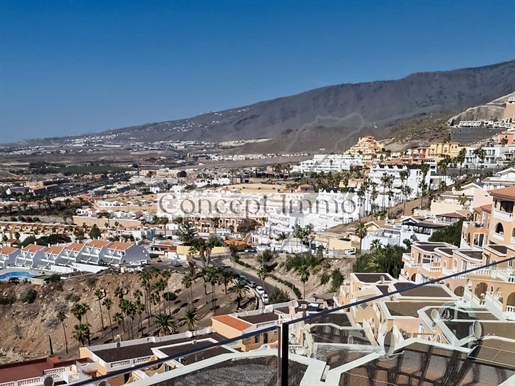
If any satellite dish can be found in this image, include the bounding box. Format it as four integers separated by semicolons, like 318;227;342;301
472;321;483;340
98;382;110;386
185;331;193;338
43;376;54;386
116;342;121;349
431;309;441;321
383;331;396;357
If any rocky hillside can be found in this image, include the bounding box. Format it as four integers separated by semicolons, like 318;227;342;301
19;60;515;153
448;91;515;124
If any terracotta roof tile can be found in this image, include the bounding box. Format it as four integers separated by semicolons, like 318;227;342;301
23;244;46;252
64;243;84;251
212;315;252;332
107;242;133;251
489;186;515;199
0;246;18;254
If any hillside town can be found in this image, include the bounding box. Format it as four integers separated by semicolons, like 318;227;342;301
0;97;514;386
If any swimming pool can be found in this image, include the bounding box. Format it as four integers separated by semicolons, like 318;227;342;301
0;271;37;280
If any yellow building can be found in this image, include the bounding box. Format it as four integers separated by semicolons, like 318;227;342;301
428;142;464;158
345;136;383;155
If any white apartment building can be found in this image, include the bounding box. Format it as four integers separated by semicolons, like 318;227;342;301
368;163;438;196
0;246;20;269
0;241;148;274
463;145;515;169
294;154;363;173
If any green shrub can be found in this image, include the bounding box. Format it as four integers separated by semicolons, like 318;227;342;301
22;289;37;304
330;269;344;292
269;287;290;304
48;273;61;283
0;296;15;305
320;272;330;285
65;293;80;302
85;276;97;288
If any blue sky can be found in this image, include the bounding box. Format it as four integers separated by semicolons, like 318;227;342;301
0;0;514;143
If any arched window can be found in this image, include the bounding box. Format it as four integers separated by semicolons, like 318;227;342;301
495;223;504;235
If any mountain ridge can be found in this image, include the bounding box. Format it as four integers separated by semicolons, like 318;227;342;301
12;60;515;152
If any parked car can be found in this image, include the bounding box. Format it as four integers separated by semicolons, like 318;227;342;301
248;281;257;288
245;247;257;253
261;293;269;305
256;286;265;295
240;276;249;283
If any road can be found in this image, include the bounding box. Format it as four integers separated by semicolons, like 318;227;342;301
210;256;276;307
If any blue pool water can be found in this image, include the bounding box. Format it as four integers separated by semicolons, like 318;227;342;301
0;271;36;280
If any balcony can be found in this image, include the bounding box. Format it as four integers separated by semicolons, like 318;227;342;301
505;306;515;321
492;208;514;222
422;263;442;273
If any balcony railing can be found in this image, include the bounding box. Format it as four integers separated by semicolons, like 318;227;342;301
492;208;514;222
422;263;442;273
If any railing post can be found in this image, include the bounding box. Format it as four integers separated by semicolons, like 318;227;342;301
281;323;289;386
276;327;281;386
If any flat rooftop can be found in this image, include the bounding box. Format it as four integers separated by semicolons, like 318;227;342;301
385;302;446;318
394;283;452;298
239;313;279;324
353;273;393;283
90;333;226;363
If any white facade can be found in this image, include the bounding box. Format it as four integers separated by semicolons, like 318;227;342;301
15;244;46;268
463;145;515;169
0;246;20;269
294;154;363;173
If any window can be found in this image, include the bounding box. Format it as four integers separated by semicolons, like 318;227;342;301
495;223;504;235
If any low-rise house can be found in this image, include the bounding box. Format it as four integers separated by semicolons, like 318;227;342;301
15;244;47;268
0;246;20;269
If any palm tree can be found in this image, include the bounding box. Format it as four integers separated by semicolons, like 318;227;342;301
113;312;125;333
297;265;310;299
155;313;177;336
135;300;145;336
189;238;207;265
200;266;211;296
206;267;222;312
71;303;86;323
257;267;268;289
380;172;390;212
133;288;143;302
72;323;91;346
188;261;197;278
114;286;124;300
456;148;466;177
420;161;430;208
161;217;169;237
210;217;220;235
220;269;234;294
57;311;68;353
355;221;367;254
81;303;91;326
94;289;105;330
102;297;115;341
180;307;199;331
139;271;152;316
370;239;382;252
161;270;172;313
181;274;194;302
401;185;412;215
232;279;249;309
